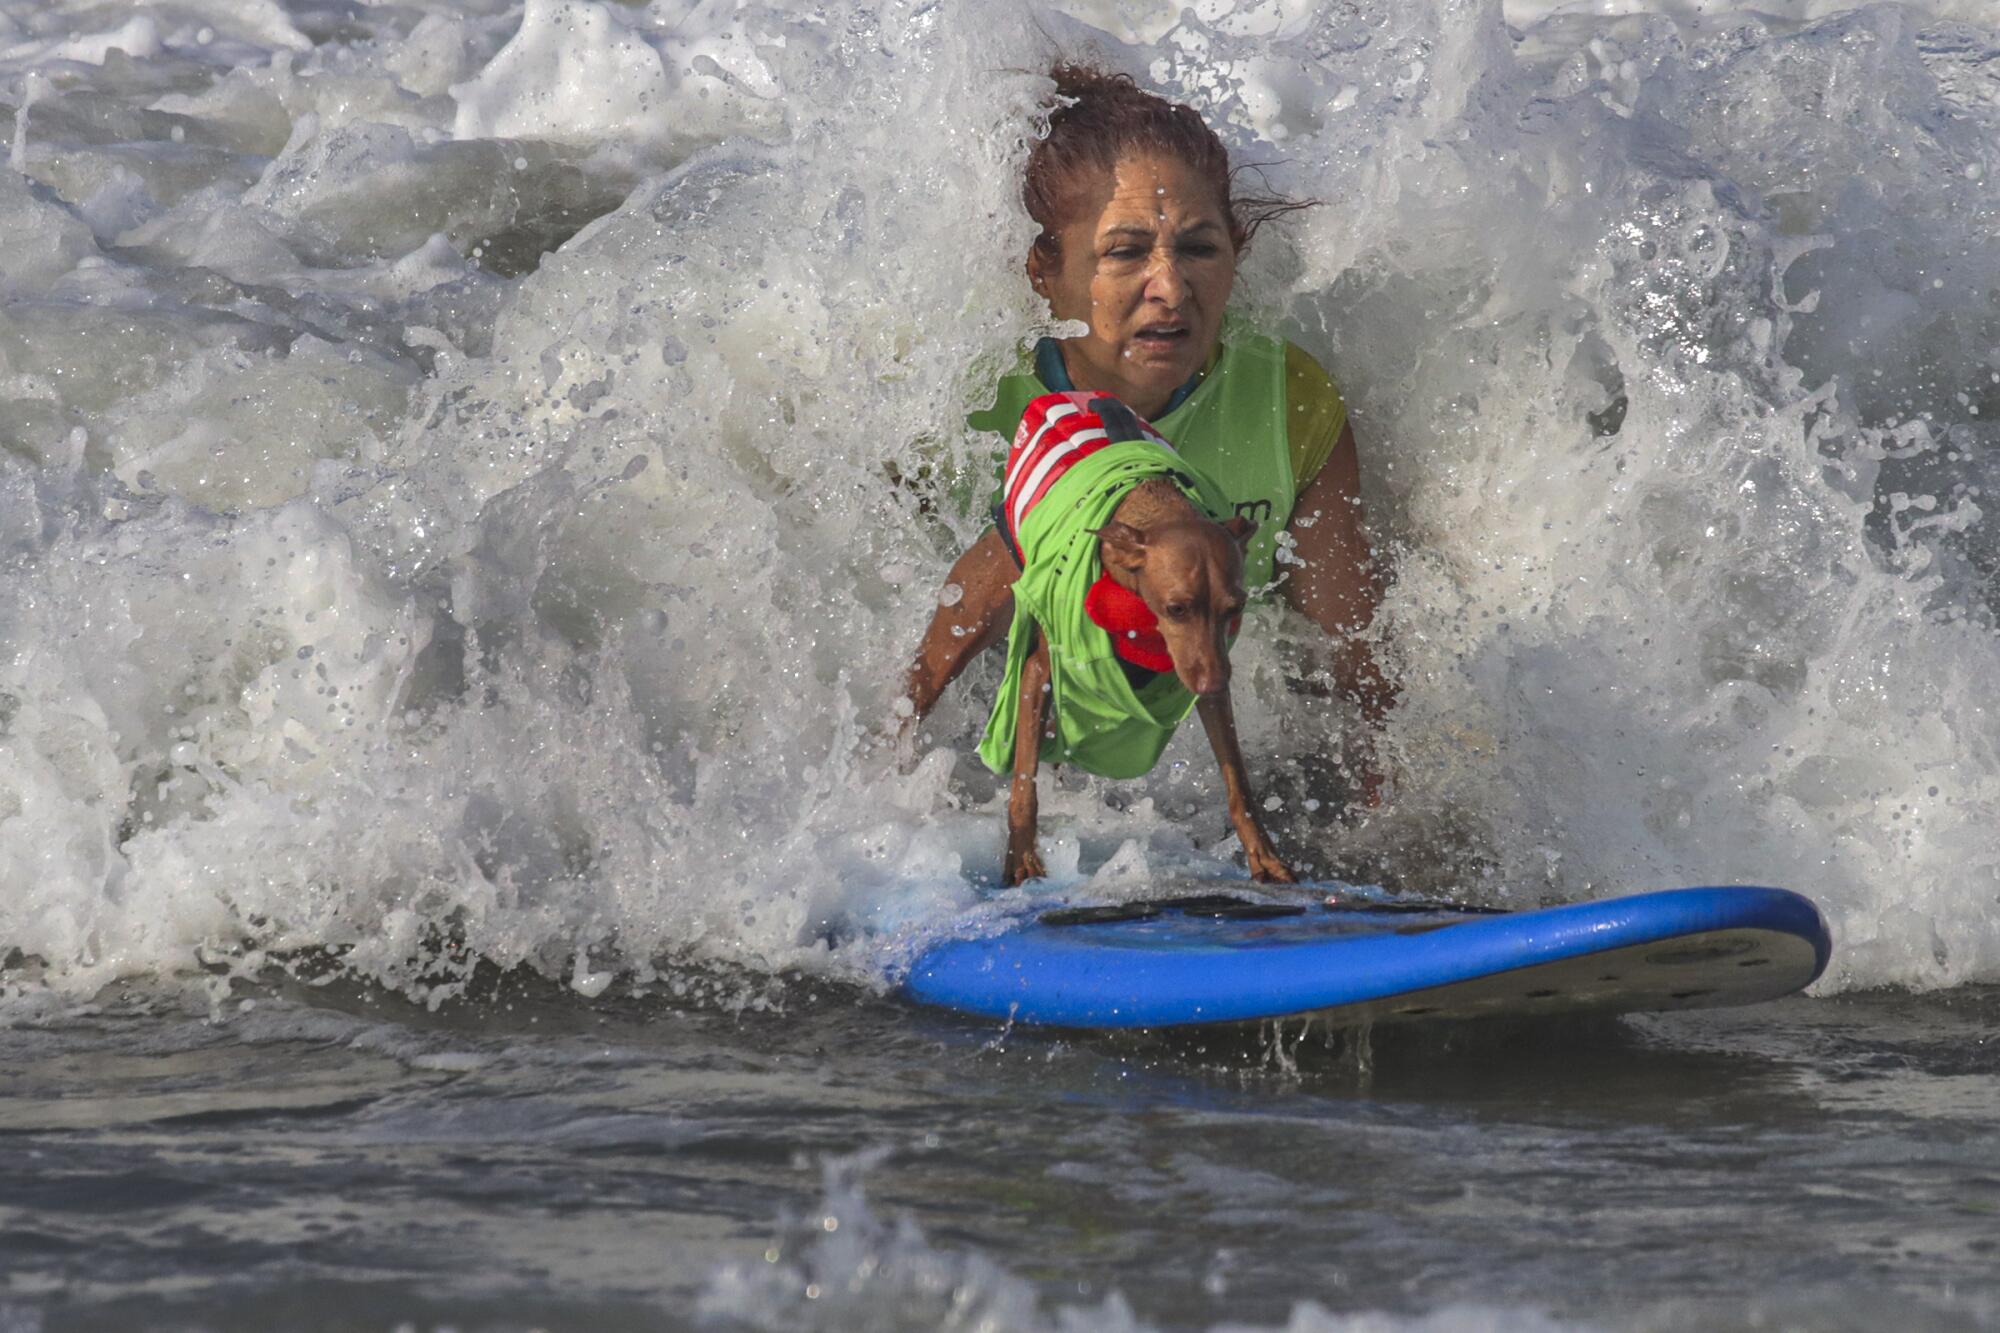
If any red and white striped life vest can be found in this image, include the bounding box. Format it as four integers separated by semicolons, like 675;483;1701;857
1000;391;1173;554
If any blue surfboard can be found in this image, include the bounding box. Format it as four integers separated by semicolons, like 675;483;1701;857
903;884;1831;1030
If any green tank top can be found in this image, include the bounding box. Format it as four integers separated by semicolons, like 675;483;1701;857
976;441;1234;780
967;331;1296;590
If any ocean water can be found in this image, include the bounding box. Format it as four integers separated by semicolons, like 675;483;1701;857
3;0;1999;1326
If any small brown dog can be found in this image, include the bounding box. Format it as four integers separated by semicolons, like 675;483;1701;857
902;393;1293;887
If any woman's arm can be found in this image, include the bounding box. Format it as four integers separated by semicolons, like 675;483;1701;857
1280;418;1393;805
902;528;1019;724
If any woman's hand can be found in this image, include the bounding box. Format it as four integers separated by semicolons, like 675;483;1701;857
1357;765;1388;812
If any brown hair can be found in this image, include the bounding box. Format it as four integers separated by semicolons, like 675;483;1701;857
1023;61;1313;256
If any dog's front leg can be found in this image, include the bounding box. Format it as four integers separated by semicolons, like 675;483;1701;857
1196;691;1296;884
1003;639;1053;886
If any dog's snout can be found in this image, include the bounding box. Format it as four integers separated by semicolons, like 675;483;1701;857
1179;660;1230;697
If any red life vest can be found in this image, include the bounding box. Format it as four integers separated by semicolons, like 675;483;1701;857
1005;393;1235;675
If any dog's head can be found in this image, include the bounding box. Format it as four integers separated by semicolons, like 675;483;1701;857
1095;513;1255;697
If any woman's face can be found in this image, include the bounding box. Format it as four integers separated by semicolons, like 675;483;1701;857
1027;151;1237;420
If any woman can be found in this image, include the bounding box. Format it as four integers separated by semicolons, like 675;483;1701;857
904;61;1391;807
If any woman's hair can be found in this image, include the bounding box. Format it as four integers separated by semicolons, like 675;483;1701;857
1023;61;1312;256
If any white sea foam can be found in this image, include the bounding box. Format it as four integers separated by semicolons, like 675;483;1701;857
701;1149;1595;1333
448;0;782;147
2;0;1998;1009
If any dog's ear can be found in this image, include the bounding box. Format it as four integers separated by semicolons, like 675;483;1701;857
1223;514;1257;550
1094;521;1149;577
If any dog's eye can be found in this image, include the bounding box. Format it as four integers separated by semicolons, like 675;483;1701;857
1165;603;1190;619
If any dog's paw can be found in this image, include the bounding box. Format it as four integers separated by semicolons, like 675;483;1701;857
1003;843;1047;887
1247;844;1296;884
